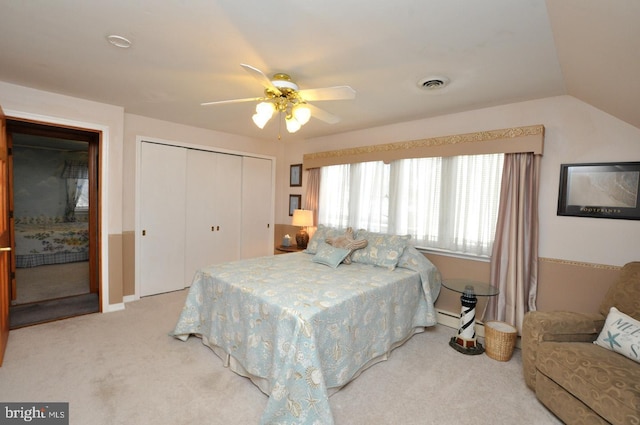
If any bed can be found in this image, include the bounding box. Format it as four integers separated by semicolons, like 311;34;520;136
14;218;90;268
172;227;441;425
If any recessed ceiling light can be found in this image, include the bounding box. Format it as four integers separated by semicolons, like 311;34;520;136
417;76;449;90
106;34;132;49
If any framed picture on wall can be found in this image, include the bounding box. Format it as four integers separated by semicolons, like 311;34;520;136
290;164;302;187
289;194;301;216
557;162;640;220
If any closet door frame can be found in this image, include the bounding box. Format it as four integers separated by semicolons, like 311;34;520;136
134;136;275;300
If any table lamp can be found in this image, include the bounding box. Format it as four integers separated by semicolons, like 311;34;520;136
291;209;313;249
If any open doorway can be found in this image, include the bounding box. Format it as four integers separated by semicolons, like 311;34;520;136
6;120;100;328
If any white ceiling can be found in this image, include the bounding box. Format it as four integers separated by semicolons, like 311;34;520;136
0;0;637;141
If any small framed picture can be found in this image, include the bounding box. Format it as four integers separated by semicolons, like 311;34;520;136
289;194;301;216
290;164;302;187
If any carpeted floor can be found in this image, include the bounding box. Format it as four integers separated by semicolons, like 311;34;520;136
0;289;562;425
13;261;90;304
10;261;97;329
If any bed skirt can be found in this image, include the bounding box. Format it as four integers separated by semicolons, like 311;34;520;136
16;251;89;268
200;326;427;398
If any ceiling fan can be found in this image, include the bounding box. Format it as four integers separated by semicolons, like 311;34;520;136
201;64;356;135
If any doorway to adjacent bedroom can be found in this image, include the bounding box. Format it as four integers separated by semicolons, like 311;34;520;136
6;120;101;328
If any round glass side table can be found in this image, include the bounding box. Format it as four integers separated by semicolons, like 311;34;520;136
442;279;499;355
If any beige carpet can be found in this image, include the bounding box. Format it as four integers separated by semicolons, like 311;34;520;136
13;262;90;305
0;289;562;425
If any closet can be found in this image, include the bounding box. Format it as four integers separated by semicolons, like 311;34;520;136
139;141;273;297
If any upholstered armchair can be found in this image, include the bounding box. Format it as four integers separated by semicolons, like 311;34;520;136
522;261;640;425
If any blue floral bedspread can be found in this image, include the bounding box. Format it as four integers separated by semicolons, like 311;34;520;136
14;221;89;267
171;247;441;425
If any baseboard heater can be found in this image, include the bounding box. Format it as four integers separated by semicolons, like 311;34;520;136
436;309;523;349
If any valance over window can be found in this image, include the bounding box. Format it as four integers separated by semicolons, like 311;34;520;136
61;160;89;179
303;125;544;169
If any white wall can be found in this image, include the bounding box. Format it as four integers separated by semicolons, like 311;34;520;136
281;95;640;267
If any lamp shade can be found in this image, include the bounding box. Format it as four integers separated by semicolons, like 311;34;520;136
291;209;313;227
252;102;275;129
285;115;302;133
292;104;311;125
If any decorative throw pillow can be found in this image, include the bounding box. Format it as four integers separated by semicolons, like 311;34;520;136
594;306;640;364
351;230;411;270
325;227;368;264
312;241;350;269
305;224;344;254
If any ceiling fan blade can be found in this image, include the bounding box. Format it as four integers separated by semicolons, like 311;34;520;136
298;86;356;102
240;63;281;96
200;97;262;106
307;104;341;124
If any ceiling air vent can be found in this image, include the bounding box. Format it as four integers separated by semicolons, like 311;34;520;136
418;76;449;90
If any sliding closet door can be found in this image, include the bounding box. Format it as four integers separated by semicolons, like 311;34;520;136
241;156;273;259
139;142;187;296
184;149;241;285
208;152;242;263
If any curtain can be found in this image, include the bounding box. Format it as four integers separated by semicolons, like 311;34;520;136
348;162;389;232
304;168;320;226
486;153;541;332
319;162;390;231
61;160;88;222
389;157;441;240
318;164;350;227
389;154;503;256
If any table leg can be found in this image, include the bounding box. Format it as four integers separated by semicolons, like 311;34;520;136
449;285;485;355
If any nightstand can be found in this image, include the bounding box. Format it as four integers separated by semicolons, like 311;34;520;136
275;245;305;254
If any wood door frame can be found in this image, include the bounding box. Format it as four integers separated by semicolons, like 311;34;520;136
5;118;101;305
0;107;9;366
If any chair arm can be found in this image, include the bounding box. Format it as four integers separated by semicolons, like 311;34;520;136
521;310;605;390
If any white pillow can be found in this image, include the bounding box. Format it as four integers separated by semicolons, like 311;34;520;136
594;306;640;364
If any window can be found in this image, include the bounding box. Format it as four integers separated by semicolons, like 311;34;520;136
75;179;89;211
318;153;503;256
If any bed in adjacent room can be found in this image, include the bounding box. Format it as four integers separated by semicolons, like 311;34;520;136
14;217;90;268
172;226;441;425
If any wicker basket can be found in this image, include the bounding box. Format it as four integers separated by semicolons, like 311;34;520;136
484;321;517;361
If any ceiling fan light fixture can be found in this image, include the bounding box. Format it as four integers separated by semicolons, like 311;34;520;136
292;104;311;126
285;115;302;133
202;64;355;137
252;101;275;129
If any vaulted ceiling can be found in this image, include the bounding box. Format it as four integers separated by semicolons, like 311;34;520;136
0;0;637;141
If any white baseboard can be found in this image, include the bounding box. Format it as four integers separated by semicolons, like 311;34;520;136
103;302;125;313
102;295;136;313
436;308;485;338
437;309;522;349
123;295;136;303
